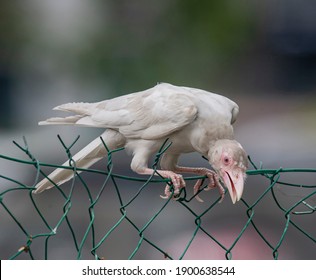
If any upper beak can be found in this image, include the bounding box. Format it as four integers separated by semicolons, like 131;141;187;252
222;169;244;204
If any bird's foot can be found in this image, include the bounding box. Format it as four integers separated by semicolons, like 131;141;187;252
192;168;225;203
157;170;186;200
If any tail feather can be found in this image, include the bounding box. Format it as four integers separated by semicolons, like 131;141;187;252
53;102;95;115
38;102;101;127
33;130;125;194
39;115;82;126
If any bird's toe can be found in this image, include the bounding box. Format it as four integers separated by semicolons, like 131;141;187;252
159;172;186;200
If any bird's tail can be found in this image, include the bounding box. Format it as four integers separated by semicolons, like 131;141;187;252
33;130;125;194
38;102;99;126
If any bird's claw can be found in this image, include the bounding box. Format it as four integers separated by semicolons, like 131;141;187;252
159;186;178;200
160;172;185;200
193;179;205;202
158;169;225;203
193;169;225;203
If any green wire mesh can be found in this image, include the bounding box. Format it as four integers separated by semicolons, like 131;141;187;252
0;135;315;260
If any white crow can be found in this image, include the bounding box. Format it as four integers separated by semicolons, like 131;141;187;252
33;83;248;203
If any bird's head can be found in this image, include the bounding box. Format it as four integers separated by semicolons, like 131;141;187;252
208;139;248;204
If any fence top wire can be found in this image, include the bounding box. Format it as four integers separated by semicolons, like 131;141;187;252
0;135;315;260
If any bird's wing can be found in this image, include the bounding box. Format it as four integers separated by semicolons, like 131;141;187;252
180;85;239;125
40;84;198;140
118;86;198;139
230;105;239;124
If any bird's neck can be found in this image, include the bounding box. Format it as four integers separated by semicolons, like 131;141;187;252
194;139;218;158
190;123;235;157
203;138;236;160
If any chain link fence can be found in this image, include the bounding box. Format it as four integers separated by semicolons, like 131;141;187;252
0;136;315;259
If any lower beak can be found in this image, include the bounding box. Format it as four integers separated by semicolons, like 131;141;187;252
222;170;244;204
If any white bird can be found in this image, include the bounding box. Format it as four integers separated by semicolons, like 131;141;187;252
33;83;248;204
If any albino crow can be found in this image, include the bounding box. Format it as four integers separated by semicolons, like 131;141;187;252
33;83;248;203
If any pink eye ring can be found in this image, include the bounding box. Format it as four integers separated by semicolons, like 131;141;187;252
223;157;230;164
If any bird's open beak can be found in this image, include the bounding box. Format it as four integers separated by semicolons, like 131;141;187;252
222;169;244;204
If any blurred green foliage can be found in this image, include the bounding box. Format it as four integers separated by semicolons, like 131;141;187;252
73;0;255;94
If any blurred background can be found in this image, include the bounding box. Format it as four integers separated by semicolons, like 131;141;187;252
0;0;315;259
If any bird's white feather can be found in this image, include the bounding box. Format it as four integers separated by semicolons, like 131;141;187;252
34;83;244;197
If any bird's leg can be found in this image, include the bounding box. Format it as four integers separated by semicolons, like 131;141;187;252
134;167;186;198
131;150;187;199
174;166;225;202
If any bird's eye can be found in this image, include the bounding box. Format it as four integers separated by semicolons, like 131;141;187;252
223;156;230;165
